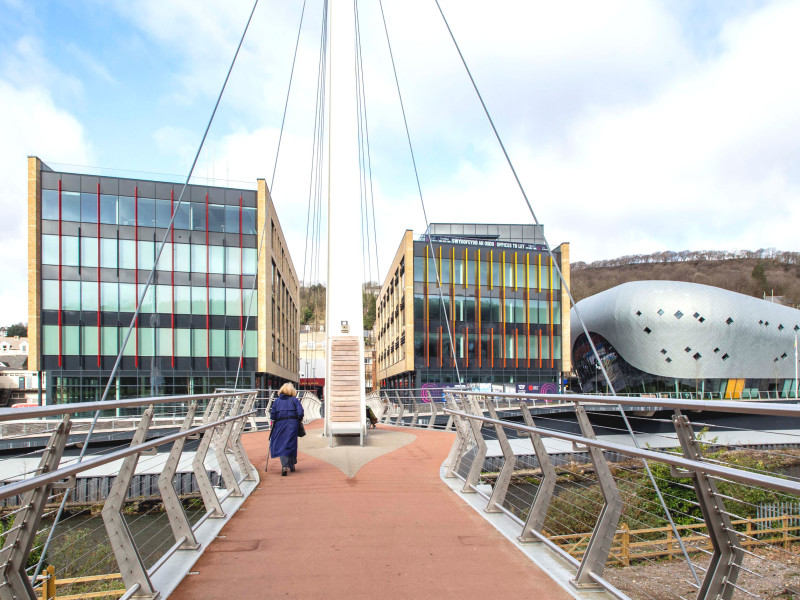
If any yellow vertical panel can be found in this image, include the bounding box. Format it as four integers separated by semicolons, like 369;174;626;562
489;250;493;290
451;247;455;286
501;251;506;288
537;254;542;292
514;252;518;291
463;248;468;290
437;246;442;284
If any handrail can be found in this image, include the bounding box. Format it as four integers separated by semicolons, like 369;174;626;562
0;410;254;501
449;390;800;417
0;390;253;423
443;408;800;496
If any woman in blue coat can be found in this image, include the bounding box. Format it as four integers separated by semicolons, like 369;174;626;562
269;383;304;476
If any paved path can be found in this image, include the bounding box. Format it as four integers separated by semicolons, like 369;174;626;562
170;422;572;600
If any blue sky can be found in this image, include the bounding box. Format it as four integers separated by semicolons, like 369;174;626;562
2;0;799;324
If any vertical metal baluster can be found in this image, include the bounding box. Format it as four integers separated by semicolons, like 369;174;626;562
484;399;515;513
572;403;623;589
158;400;200;551
409;392;419;427
443;393;468;477
672;410;743;600
518;402;557;543
393;391;405;426
193;397;226;519
229;392;258;482
213;396;243;497
102;406;160;599
1;417;71;600
462;395;488;494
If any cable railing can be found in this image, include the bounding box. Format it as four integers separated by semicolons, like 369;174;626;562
374;387;800;600
0;390;260;600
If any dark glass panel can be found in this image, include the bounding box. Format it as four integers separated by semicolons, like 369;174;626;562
80;192;98;223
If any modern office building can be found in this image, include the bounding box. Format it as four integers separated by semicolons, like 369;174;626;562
571;280;800;397
375;224;571;391
27;157;299;404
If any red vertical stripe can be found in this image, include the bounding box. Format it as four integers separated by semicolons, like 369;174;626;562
239;195;243;368
134;186;139;367
205;192;210;369
515;329;518;369
477;325;481;368
549;290;554;369
170;190;175;369
538;330;542;369
490;328;494;368
438;326;442;368
57;179;62;367
97;183;101;367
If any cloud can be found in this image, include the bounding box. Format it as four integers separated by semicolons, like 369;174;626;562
0;42;92;323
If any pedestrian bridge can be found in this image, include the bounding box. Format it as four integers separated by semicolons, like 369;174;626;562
1;391;799;600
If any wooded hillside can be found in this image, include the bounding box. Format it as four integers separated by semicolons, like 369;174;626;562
570;249;800;306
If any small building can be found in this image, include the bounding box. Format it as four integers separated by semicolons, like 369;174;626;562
375;224;571;392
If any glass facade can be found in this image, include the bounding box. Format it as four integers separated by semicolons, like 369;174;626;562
33;164;299;404
376;225;569;389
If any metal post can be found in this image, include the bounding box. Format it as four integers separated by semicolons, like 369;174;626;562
572;403;623;589
213;395;243;497
672;411;743;600
443;394;470;478
192;397;226;519
229;392;258;482
101;406;160;599
408;390;419;427
393;391;405;426
427;397;438;429
462;395;488;494
1;417;70;600
158;400;200;551
518;403;557;543
484;399;515;513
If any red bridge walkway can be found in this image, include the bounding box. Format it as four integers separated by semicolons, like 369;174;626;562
170;422;571;599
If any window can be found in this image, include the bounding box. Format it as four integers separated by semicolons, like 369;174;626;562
714;347;720;353
119;283;136;312
137;284;155;313
191;244;207;273
192;286;207;315
644;327;651;334
62;236;79;266
208;204;225;232
158;328;172;356
82;326;98;355
721;353;729;361
118;240;135;270
42;235;59;265
155;284;171;313
137;198;156;227
102;327;118;354
42;325;59;355
242;248;257;275
100;195;118;224
101;282;118;311
101;238;117;268
225;206;239;234
175;329;191;357
155;199;172;228
62;192;80;222
118;196;136;225
81;237;98;268
726;317;734;325
42;189;59;220
80;193;98;223
192;328;208;356
62;281;81;311
63;326;79;355
209;287;226;315
156;242;172;271
693;312;700;318
227;329;243;357
209;246;225;274
82;282;98;311
226;288;241;316
42;279;59;310
657;309;663;316
636;310;642;317
174;243;191;272
226;246;241;275
660;348;667;354
693;352;701;360
173;201;191;230
699;317;706;323
138;241;154;271
674;311;684;319
242;207;256;235
175;286;191;314
665;357;672;363
210;328;226;357
684;347;691;352
138;327;155;356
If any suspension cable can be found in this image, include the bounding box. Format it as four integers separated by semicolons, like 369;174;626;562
235;0;310;388
33;1;262;583
377;0;461;383
431;0;699;585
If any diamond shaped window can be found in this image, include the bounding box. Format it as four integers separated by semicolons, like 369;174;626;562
779;324;784;331
661;349;667;355
726;317;734;325
722;353;729;361
644;327;652;334
685;347;691;353
674;311;683;319
693;352;701;360
693;312;700;319
657;309;664;316
635;310;642;316
714;347;720;353
781;353;788;359
665;357;672;363
699;317;706;323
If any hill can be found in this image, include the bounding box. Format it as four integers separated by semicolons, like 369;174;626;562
570;249;800;307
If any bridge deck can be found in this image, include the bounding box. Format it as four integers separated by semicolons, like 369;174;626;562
170;422;572;599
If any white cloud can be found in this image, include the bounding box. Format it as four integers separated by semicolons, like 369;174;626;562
0;43;92;324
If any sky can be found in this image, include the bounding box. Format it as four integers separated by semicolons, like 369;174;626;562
2;0;800;324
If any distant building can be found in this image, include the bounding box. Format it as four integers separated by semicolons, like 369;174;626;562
375;224;571;391
27;157;299;404
571;280;800;397
0;336;29;355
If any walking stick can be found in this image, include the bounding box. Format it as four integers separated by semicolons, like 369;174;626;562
266;421;273;472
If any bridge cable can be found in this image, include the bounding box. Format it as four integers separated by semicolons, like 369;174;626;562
235;0;310;389
355;0;381;281
377;0;461;384
431;0;699;584
33;0;263;583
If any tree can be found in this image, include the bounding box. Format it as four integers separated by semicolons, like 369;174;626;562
5;322;27;337
751;262;767;293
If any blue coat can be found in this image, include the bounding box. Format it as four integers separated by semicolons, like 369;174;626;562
269;394;304;457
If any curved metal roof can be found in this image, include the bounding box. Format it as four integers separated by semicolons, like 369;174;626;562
570;281;800;379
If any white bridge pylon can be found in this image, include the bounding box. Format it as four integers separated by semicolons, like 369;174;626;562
324;0;366;444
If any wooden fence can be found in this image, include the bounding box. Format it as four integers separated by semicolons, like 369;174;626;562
37;567;124;600
548;515;800;566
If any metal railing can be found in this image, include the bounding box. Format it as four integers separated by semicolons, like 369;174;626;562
0;390;258;600
431;390;800;600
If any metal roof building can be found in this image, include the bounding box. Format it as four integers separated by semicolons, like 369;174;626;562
570;280;800;398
